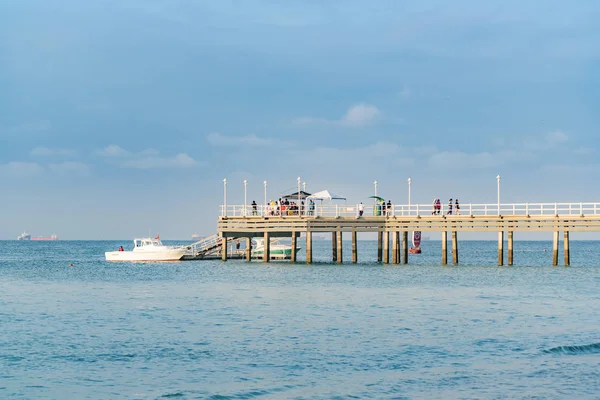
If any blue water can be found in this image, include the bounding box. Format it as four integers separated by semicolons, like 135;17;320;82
1;240;599;399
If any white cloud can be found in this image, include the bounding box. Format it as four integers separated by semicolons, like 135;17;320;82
546;130;568;144
97;145;131;157
0;162;44;177
206;132;294;147
122;153;197;169
48;162;91;176
30;147;76;157
293;103;381;127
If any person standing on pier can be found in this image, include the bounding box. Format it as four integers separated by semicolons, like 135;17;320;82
251;200;257;215
436;199;441;214
432;198;437;215
387;200;392;216
448;198;453;215
455;199;460;215
359;202;365;217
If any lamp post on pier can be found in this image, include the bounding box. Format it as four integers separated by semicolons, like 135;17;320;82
297;177;301;214
496;175;501;215
263;180;267;215
223;178;227;216
374;180;378;196
303;181;306;192
243;179;247;216
408;177;412;215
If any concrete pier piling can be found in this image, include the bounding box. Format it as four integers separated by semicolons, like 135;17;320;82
498;231;504;266
263;232;270;263
337;231;343;264
441;231;448;265
377;232;383;262
352;230;357;263
452;231;458;265
246;237;252;261
552;231;559;266
564;231;570;266
332;232;337;262
306;231;312;264
383;231;390;264
508;231;513;266
402;231;408;264
290;233;297;263
392;231;398;264
222;235;228;262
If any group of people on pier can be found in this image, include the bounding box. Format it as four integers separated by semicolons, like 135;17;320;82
260;198;316;216
432;198;460;215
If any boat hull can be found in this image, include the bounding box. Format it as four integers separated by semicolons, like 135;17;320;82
105;248;186;262
408;248;422;254
251;247;301;260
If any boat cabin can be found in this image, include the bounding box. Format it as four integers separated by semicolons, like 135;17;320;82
134;238;164;248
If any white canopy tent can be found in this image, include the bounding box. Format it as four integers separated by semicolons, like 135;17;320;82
306;190;347;201
306;190;347;216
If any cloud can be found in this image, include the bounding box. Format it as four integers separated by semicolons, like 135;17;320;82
0;162;44;177
48;162;91;176
206;132;294;147
97;145;131;157
122;153;197;169
30;147;76;157
293;103;381;127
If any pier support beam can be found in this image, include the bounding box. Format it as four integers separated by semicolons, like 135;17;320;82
377;232;383;262
452;231;458;265
498;231;504;266
246;237;252;262
402;231;408;264
392;231;398;264
352;230;358;263
552;231;559;266
337;231;343;264
291;233;297;263
383;231;390;264
306;231;312;264
221;235;228;262
508;231;513;266
441;231;447;265
263;232;270;263
564;231;570;266
332;232;337;262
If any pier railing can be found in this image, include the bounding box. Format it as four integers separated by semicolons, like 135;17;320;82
220;202;600;218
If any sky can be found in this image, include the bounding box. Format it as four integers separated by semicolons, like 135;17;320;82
1;0;599;240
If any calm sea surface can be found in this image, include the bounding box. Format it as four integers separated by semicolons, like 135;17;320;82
1;240;599;399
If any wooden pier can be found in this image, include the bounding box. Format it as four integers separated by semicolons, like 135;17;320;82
217;203;600;266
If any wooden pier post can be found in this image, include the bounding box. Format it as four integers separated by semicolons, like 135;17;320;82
291;233;297;263
508;231;513;266
392;231;398;264
332;232;337;262
306;231;313;264
564;231;570;266
221;235;228;262
263;232;270;263
402;231;408;264
498;231;504;266
552;231;559;266
383;231;390;264
337;231;343;264
377;231;383;262
352;230;358;263
452;231;458;265
441;231;447;265
246;237;252;261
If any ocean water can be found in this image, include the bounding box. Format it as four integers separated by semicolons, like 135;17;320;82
1;240;599;399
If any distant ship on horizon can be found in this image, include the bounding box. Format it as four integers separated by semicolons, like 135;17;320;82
17;232;58;241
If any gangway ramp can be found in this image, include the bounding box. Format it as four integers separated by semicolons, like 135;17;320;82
183;234;240;260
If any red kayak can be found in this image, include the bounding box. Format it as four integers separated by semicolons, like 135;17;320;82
408;247;422;254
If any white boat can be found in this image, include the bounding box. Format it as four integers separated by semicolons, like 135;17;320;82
105;237;186;262
17;232;31;240
251;238;300;260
